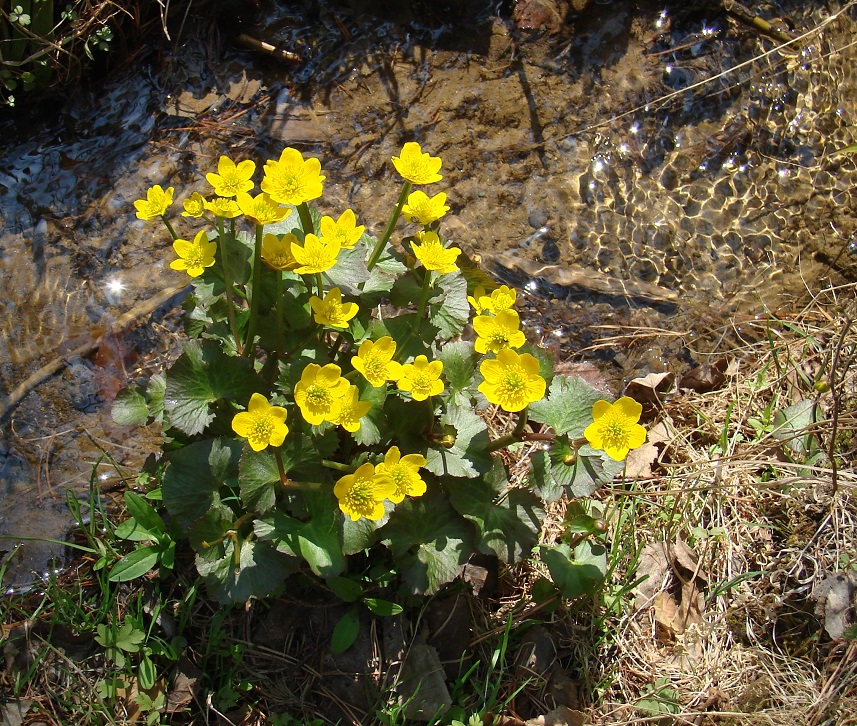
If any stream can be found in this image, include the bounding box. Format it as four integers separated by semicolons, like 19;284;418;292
1;0;856;589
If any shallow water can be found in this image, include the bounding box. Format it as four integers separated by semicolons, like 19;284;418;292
1;0;856;587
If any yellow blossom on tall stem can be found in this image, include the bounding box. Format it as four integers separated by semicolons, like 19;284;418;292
310;287;359;329
231;393;289;452
134;184;174;220
392;142;443;185
261;147;325;206
261;233;299;271
473;309;526;354
467;285;490;315
236;192;291;225
332;385;372;433
401;190;449;225
351;336;404;387
291;233;341;275
206;155;256;198
584;397;647;461
319;209;365;249
169;229;217;278
485;285;517;313
334;463;396;522
397;355;444;401
182;192;207;218
375;446;427;503
478;349;545;413
204;197;241;219
293;363;350;425
411;230;461;274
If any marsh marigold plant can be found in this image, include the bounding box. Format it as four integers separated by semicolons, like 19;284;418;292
115;142;647;606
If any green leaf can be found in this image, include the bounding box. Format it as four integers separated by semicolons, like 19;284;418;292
163;438;242;532
529;375;606;437
164;339;262;436
834;142;857;155
382;397;433;455
519;343;555;387
108;544;161;582
372;314;436;361
447;458;544;562
382;488;475;595
196;537;297;605
429;270;470;340
326;576;364;602
527;449;564;504
112;386;149;426
363;598;403;616
239;449;281;515
324;245;370;295
341;506;391;555
115;620;145;652
330;606;361;654
139;653;157;691
425;404;491;479
771;399;820;455
147;374;166;423
539;540;607;599
438;341;478;403
254;491;346;578
113;518;156;542
123;491;165;537
352;379;388;447
548;439;624;498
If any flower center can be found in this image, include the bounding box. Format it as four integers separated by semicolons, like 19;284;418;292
249;415;273;446
185;247;205;268
278;172;300;197
412;371;432;389
220;173;241;195
489;330;510;347
499;367;526;403
344;479;375;516
600;415;630;450
364;354;386;381
306;384;332;410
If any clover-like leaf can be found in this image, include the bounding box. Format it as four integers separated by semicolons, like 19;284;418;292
529;375;606;437
164;339;262;436
382;488;475;595
424;404;491;479
447;458;544;562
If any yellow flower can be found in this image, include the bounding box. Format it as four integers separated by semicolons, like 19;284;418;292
332;385;372;433
169;230;217;278
182;192;207;218
478;349;545;412
293;363;350;425
231;392;289;452
261;232;299;271
351;336;403;387
584;397;647;461
134;184;174;220
206;155;256;197
401;190;449;224
204;197;241;218
334;462;396;522
291;233;340;274
473;309;526;355
309;287;359;328
261;147;325;206
319;209;365;249
236;191;291;226
486;285;517;313
375;446;427;503
467;285;490;314
392;142;443;184
411;230;461;274
398;355;444;401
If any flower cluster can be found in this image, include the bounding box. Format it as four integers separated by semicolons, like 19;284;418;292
127;140;647;606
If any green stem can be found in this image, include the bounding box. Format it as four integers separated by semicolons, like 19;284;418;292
274;448;292;487
283;325;322;360
416;269;433;320
485;406;530;453
216;219;243;355
161;215;179;241
315;272;324;300
367;180;411;271
274;273;285;370
298;202;315;236
243;223;265;357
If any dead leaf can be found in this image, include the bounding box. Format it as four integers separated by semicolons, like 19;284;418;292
813;572;857;639
679;357;728;392
166;655;203;713
624;441;659;478
634;543;670;609
625;371;675;404
396;644;452;720
525;706;586;726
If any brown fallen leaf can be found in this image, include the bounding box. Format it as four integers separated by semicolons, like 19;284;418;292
624;441;659;479
679;357;729;392
625;371;675;404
